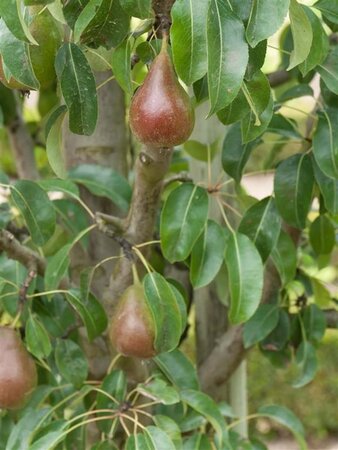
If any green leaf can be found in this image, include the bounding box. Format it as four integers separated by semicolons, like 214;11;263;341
73;0;101;43
66;288;108;341
267;114;302;139
0;83;16;126
0;203;11;229
55;338;88;387
24;0;55;4
239;197;281;262
313;0;338;24
53;199;90;248
153;416;182;450
143;272;186;353
241;94;274;144
38;179;80;198
171;0;208;85
96;370;126;432
154;349;200;390
55;43;98;135
138;378;180;405
25;315;52;359
242;70;271;127
274;153;314;229
145;426;176;450
160;183;208;263
258;405;306;449
120;0;152;19
68;164;131;211
243;304;280;348
112;38;133;96
313;158;338;215
45;105;68;179
29;423;68;450
309;215;335;255
97;370;126;410
311;278;331;307
246;0;289;48
0;0;38;44
261;309;291;351
0;19;39;89
271;231;297;285
278;85;314;103
193;75;208;104
45;244;71;292
125;434;153;450
292;341;318;388
207;0;248;115
313;108;338;178
302;304;326;344
6;408;51;450
225;232;264;324
318;47;338;95
190;220;226;288
221;123;257;182
183;435;213;450
183;140;218;162
180;390;224;444
75;0;129;49
11;180;56;246
217;88;250;126
298;6;329;76
288;0;313;70
229;0;252;21
246;40;267;81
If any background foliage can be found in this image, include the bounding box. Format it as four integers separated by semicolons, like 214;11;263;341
0;0;338;449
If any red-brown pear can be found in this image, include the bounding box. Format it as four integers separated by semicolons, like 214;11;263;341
109;284;156;359
129;37;195;148
0;327;37;409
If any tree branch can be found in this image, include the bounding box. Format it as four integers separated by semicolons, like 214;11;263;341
103;146;173;316
0;229;45;275
6;95;39;180
198;325;245;398
0;229;69;289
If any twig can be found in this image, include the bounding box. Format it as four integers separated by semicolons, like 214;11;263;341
0;229;45;276
95;212;126;233
98;221;135;262
162;172;193;189
0;229;69;290
19;260;37;304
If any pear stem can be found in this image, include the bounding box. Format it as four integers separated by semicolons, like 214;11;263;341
131;264;141;285
161;31;168;53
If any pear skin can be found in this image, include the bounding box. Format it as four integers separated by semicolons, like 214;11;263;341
129;38;194;148
0;327;37;410
109;284;156;359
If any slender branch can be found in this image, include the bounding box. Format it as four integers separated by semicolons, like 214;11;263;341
0;229;69;290
95;212;126;233
0;229;45;275
162;172;192;189
19;260;37;304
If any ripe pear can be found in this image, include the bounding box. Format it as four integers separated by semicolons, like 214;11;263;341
109;284;156;359
0;327;37;410
0;6;62;90
129;37;195;148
